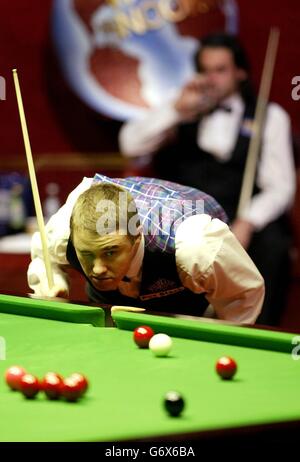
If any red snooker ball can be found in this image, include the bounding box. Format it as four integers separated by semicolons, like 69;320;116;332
5;366;27;391
69;373;88;395
61;376;85;402
20;373;40;399
41;372;64;400
133;325;154;348
216;356;237;380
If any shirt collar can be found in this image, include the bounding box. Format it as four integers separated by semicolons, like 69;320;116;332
125;233;145;279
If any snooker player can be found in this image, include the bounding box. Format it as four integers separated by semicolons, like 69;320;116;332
27;174;264;323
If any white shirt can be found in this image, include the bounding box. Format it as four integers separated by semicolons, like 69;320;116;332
119;94;296;231
28;177;264;324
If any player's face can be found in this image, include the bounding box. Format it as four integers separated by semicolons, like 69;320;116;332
74;230;140;291
198;47;247;101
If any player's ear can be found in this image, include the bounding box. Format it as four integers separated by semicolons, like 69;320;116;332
194;48;201;72
136;224;143;237
237;68;247;82
131;226;143;249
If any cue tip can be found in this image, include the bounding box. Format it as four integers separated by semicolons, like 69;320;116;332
111;306;146;313
12;68;17;73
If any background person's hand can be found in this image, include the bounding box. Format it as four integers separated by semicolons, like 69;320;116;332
174;74;218;120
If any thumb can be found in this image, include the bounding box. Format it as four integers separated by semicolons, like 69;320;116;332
48;284;69;298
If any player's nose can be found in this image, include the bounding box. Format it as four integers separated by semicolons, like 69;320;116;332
92;258;108;276
206;74;216;86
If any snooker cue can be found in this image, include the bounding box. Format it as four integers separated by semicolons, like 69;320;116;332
236;27;280;218
12;69;54;290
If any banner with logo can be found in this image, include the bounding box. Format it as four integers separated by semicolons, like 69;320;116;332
52;0;239;120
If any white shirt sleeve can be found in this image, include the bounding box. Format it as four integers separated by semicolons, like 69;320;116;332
27;177;93;296
119;104;181;158
240;104;296;229
175;215;265;323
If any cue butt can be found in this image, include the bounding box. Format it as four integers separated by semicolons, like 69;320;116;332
236;27;280;217
12;68;54;290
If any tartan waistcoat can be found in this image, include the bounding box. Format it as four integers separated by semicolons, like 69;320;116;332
66;175;227;315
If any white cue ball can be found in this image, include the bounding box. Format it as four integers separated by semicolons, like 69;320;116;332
149;333;172;357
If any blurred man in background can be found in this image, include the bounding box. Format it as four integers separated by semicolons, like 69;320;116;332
119;33;296;325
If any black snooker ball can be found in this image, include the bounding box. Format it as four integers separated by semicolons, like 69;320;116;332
164;391;185;417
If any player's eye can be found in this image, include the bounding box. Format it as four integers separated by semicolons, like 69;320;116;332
80;252;93;259
105;251;114;257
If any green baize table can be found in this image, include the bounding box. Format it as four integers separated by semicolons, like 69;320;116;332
0;294;299;442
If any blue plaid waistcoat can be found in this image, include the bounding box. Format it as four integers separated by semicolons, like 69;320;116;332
93;174;227;253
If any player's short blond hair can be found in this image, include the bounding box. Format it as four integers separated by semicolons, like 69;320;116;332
70;183;140;243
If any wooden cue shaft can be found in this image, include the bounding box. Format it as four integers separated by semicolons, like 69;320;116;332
236;28;280;218
12;69;54;290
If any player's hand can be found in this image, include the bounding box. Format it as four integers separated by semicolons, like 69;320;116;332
28;273;69;299
47;285;69;299
174;74;218;120
230;219;255;250
31;284;69;299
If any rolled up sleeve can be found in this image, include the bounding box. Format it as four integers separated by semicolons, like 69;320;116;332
175;215;265;323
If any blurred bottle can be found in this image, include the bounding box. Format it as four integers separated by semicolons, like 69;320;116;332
9;183;26;233
44;182;60;222
0;186;10;236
